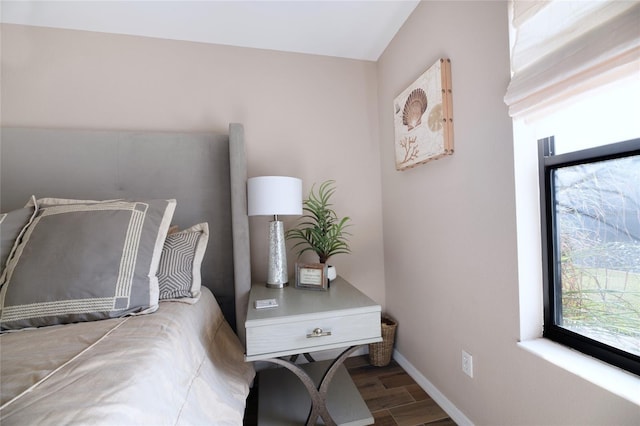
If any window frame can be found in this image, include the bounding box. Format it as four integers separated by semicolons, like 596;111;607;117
538;136;640;376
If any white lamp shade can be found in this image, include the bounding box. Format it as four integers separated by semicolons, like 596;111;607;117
247;176;302;216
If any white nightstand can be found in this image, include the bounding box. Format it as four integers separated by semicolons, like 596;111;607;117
245;276;382;426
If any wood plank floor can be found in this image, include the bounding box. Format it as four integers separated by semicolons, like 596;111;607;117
244;355;456;426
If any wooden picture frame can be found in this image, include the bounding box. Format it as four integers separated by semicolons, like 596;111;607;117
393;58;454;171
295;263;328;291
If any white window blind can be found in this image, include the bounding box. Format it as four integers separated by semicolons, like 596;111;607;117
504;0;640;118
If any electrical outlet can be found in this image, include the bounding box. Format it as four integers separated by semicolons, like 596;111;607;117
462;350;473;378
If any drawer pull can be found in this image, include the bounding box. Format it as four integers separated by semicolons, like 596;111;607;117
307;328;331;338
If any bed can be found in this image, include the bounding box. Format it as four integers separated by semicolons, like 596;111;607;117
0;124;254;424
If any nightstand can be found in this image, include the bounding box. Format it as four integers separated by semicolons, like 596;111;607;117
245;276;382;426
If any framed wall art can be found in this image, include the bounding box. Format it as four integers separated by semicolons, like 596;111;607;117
393;58;453;171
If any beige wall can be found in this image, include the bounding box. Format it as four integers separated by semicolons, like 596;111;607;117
377;1;638;424
0;23;386;304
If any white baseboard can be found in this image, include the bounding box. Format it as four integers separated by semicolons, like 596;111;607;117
393;350;474;426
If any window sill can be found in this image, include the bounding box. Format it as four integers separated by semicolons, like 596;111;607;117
518;338;640;405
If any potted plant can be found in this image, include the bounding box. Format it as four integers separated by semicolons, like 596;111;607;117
286;180;352;279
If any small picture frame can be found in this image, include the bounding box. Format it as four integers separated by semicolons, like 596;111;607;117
295;263;328;291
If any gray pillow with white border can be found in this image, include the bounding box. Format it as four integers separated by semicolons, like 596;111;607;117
0;205;36;276
0;198;176;331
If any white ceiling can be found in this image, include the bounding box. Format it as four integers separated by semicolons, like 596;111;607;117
0;1;420;61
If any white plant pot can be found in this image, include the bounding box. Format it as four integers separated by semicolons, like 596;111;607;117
327;265;337;281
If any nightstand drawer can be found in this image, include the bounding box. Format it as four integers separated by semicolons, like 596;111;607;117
246;311;380;358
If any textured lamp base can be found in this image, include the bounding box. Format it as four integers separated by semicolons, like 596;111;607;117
266;220;288;288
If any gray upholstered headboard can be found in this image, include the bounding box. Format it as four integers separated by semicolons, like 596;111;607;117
0;124;251;344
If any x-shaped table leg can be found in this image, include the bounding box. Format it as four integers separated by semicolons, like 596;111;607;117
265;345;361;426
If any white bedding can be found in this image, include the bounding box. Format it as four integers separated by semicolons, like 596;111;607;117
0;287;255;425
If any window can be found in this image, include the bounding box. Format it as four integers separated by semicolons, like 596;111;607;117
538;136;640;375
507;0;640;385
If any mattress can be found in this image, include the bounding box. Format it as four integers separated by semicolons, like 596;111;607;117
0;287;255;425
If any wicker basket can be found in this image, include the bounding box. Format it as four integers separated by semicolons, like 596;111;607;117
368;315;397;367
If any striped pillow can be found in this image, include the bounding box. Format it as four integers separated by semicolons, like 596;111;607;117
158;223;209;302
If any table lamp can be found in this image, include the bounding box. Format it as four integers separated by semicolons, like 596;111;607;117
247;176;302;288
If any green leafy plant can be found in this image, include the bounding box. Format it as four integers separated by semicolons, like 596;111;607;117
286;180;352;264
